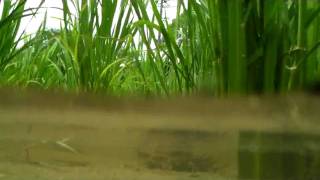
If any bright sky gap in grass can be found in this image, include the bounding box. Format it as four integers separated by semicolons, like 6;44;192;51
17;0;179;35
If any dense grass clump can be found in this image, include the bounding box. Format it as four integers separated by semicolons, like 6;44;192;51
0;0;320;96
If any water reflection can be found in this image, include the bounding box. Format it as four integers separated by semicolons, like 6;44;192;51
239;131;320;180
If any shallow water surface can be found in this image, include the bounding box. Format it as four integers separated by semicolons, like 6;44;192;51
0;92;319;179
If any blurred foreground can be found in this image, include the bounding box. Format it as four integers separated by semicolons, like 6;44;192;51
0;90;319;180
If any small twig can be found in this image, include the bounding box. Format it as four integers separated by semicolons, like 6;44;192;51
55;138;78;153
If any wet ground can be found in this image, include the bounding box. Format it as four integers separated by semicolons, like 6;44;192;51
0;91;319;179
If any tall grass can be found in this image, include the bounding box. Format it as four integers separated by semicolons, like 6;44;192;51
56;0;137;93
0;0;319;96
137;0;320;95
0;0;43;81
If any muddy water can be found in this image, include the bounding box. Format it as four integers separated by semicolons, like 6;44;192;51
0;92;319;179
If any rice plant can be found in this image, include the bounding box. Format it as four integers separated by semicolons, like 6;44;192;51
134;0;320;95
0;0;43;82
0;0;319;96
